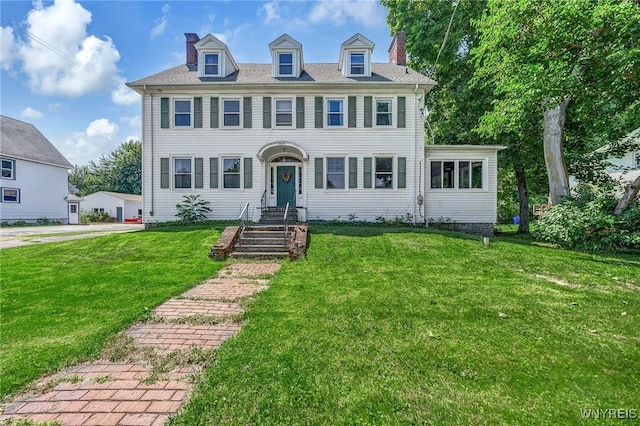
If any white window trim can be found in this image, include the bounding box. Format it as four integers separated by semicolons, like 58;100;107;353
221;98;243;129
429;159;488;191
325;98;346;129
275;51;296;77
173;98;193;128
1;187;20;203
374;155;395;190
374;98;394;128
346;50;369;77
273;97;295;129
199;50;223;77
172;156;195;191
221;155;243;191
1;158;15;180
324;156;348;191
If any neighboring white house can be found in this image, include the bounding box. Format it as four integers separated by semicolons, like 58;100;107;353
0;115;76;224
600;127;640;184
126;32;503;231
81;191;142;222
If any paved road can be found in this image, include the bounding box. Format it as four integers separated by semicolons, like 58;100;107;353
0;223;145;249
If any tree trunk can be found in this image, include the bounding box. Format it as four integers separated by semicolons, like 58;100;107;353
514;164;530;234
614;174;640;215
543;99;571;205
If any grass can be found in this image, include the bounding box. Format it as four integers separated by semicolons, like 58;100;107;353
172;225;639;425
0;224;225;398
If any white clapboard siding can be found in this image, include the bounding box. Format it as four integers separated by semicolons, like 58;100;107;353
424;146;504;224
0;159;69;221
141;89;426;223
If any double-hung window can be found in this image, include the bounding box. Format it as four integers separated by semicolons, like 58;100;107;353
326;157;345;189
1;159;15;179
278;53;293;76
204;53;219;76
223;99;241;127
275;99;293;127
174;158;192;189
458;161;483;189
327;100;344;127
1;188;19;202
375;157;393;189
174;99;192;127
376;100;392;126
350;53;365;75
223;158;241;189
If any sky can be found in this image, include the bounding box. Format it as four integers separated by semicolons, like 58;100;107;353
1;0;394;166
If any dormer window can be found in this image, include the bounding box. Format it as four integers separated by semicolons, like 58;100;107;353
278;53;293;76
204;53;219;76
350;53;365;75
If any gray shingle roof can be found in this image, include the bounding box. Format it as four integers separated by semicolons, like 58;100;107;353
0;116;72;168
128;63;436;88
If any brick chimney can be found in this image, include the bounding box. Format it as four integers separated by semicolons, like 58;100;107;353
388;32;406;66
185;33;200;69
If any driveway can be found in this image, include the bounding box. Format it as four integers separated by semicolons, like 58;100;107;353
0;223;145;249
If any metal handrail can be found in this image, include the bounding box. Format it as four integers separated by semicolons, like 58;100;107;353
283;202;290;244
238;202;249;235
261;190;267;213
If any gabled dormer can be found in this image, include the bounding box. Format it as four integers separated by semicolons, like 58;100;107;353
193;34;238;78
269;34;304;78
338;33;375;78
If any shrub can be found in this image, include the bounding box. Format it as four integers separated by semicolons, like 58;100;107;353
532;185;640;253
175;195;212;223
81;211;111;223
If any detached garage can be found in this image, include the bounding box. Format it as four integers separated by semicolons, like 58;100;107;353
82;191;142;223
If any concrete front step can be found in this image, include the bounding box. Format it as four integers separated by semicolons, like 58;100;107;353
239;237;286;245
234;244;288;253
231;251;289;259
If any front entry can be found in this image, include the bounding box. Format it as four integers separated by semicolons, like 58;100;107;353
68;203;79;224
276;166;296;207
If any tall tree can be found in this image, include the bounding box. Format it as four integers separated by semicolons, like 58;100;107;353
472;0;640;205
69;140;142;196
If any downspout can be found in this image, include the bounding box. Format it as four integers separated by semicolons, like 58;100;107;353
413;84;420;225
145;85;154;218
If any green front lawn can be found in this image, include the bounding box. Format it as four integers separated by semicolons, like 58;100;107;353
2;225;638;424
174;226;639;425
1;225;225;398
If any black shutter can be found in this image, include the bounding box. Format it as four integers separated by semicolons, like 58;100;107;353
315;158;323;189
160;158;169;188
315;96;323;128
195;158;203;188
364;96;372;128
194;97;203;128
243;97;252;128
398;157;406;188
210;97;219;128
296;97;305;128
160;98;169;129
244;157;252;189
209;157;218;188
363;157;372;188
349;157;357;188
263;97;272;128
348;96;356;128
397;96;406;128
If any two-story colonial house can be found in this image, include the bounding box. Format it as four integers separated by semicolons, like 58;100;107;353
127;32;502;231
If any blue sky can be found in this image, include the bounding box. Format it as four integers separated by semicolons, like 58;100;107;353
1;0;393;165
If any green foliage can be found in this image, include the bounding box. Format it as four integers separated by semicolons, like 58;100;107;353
69;140;141;196
80;211;111;223
175;195;212;223
533;186;640;253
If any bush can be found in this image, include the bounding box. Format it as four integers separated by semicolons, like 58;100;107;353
532;185;640;253
175;195;212;223
81;211;111;223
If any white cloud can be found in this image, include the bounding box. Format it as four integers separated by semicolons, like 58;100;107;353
49;102;63;111
0;26;17;70
150;4;170;40
120;115;140;128
308;0;386;27
86;118;118;139
20;107;43;119
262;2;280;24
110;77;140;106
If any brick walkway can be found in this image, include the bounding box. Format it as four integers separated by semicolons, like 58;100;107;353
0;262;281;425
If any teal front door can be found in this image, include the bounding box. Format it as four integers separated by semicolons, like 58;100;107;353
276;166;296;207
